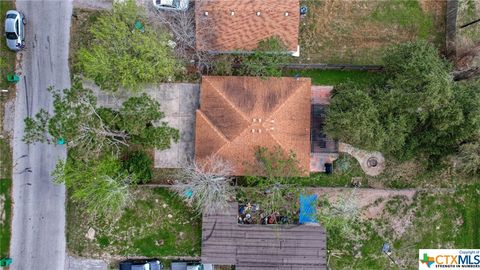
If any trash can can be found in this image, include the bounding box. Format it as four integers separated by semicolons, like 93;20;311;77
0;257;12;267
325;163;333;174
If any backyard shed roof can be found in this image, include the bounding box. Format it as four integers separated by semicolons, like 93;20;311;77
195;0;300;52
201;202;327;270
195;76;311;176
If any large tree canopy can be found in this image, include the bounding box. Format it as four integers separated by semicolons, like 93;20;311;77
53;153;132;216
325;85;384;151
326;41;480;160
23;80;179;159
77;0;180;92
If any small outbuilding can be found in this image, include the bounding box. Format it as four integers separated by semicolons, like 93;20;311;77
201;203;328;270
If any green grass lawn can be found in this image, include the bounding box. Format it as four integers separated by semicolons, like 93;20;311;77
0;179;11;259
0;138;12;259
0;0;17;90
327;184;480;269
283;69;384;86
67;187;201;258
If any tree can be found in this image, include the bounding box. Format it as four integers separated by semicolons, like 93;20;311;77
237;37;290;77
326;41;480;160
23;80;179;158
77;0;180;92
172;156;235;215
325;85;384;151
243;146;304;216
123;150;153;183
53;153;132;216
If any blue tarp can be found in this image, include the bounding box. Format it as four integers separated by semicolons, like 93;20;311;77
299;194;318;224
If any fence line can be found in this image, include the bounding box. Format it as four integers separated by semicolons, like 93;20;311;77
446;0;458;59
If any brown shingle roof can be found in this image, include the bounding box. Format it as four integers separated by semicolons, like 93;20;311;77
195;0;300;52
195;76;311;176
201;203;328;269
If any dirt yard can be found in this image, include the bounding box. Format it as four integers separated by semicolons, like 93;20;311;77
455;0;480;68
299;0;446;64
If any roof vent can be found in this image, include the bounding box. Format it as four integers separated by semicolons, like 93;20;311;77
285;12;289;16
251;129;255;133
256;11;261;16
231;11;235;16
204;11;209;16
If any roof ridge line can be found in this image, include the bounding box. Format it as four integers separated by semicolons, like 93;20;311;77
267;78;310;120
266;79;309;155
197;110;230;149
204;77;251;124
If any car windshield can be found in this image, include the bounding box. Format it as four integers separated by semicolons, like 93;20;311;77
5;32;17;39
160;0;179;7
6;14;17;19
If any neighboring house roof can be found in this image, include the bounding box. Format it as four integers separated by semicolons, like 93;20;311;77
195;0;300;52
201;202;328;270
195;76;311;176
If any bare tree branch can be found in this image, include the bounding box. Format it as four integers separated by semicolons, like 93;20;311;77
172;155;235;215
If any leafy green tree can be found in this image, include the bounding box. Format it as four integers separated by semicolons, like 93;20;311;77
53;153;132;216
123;150;153;183
243;146;303;216
326;41;480;160
325;85;384;151
237;37;289;77
23;80;179;158
77;0;180;92
118;94;179;149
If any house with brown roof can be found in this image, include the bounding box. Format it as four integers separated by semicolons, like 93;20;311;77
195;76;338;175
195;0;300;55
195;76;312;176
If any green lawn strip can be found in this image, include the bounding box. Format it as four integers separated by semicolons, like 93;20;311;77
0;139;12;179
67;187;201;258
0;138;12;259
283;69;384;87
0;178;11;258
0;0;17;90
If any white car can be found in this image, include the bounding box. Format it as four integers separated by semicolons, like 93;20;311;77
4;10;25;51
153;0;189;11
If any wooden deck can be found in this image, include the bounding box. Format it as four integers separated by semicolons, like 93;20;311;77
201;203;328;270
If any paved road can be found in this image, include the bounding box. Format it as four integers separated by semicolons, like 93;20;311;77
10;1;72;269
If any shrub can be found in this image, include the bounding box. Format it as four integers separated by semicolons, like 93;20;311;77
123;150;153;184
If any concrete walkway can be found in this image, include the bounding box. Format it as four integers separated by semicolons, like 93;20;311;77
67;255;107;270
339;143;385;176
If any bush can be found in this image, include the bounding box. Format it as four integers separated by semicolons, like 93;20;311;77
237;37;290;77
123;151;153;183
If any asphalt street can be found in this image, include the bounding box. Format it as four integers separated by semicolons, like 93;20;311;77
10;1;72;269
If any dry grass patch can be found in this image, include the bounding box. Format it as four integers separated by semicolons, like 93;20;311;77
299;0;445;64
